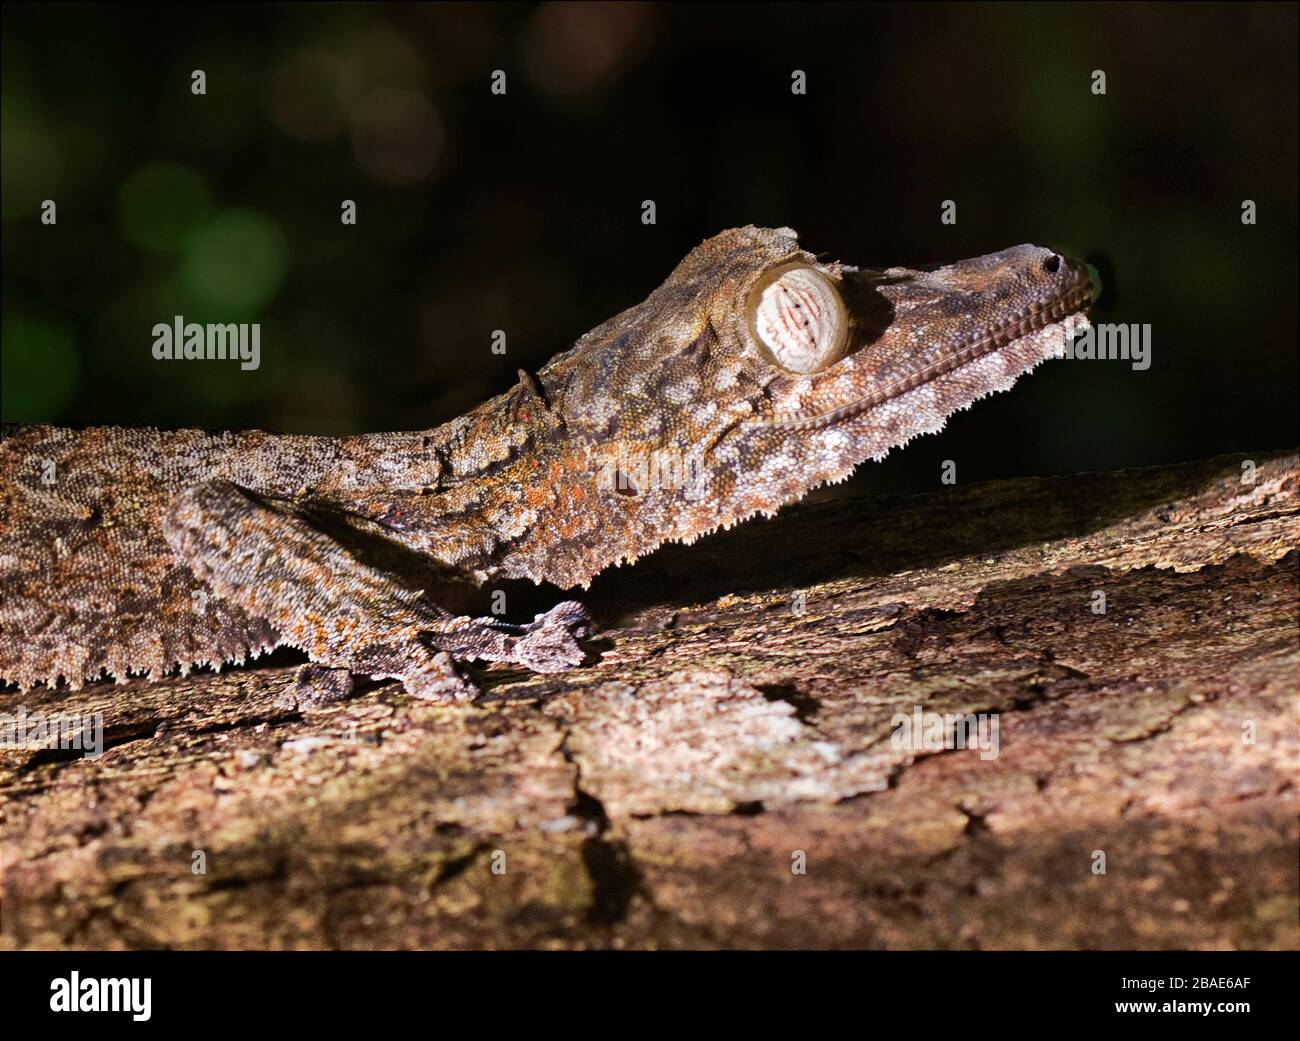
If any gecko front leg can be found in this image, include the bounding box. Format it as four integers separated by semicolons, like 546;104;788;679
162;480;589;699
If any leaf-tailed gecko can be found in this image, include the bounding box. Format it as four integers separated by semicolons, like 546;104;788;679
0;226;1092;698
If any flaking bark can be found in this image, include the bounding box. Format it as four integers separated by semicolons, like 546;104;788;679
2;450;1296;949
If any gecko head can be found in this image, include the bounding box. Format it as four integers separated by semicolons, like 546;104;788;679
729;228;1095;432
537;226;1092;577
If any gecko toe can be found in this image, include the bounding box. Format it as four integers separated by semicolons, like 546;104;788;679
512;601;592;672
403;652;478;702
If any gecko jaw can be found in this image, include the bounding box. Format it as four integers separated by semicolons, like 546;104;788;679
764;279;1094;432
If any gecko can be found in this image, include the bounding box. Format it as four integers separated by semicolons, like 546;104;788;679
0;226;1093;699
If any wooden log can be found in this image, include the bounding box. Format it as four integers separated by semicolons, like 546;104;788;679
2;450;1295;949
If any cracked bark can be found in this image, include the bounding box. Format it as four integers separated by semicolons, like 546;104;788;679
2;451;1296;949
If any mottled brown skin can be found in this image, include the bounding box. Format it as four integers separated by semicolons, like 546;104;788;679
0;226;1091;695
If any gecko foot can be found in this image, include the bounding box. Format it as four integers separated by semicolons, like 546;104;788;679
403;651;478;702
509;601;592;673
165;480;587;692
276;664;356;710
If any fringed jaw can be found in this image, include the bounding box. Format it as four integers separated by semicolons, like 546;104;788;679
531;226;1093;584
747;244;1094;431
687;232;1093;525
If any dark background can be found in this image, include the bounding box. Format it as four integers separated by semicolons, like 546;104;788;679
3;1;1296;495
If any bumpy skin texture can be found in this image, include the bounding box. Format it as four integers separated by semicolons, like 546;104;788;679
0;226;1091;694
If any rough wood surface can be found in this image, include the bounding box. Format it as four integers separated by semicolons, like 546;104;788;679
2;451;1296;949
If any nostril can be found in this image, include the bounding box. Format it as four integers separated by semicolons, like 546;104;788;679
1042;254;1061;274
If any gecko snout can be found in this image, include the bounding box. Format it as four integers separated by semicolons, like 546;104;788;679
1036;248;1096;307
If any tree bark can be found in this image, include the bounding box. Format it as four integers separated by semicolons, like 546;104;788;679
2;450;1296;949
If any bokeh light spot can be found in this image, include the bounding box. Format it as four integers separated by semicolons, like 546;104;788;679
1;101;61;218
1;315;79;420
181;210;289;315
269;49;350;142
522;2;659;99
350;88;443;186
117;161;213;254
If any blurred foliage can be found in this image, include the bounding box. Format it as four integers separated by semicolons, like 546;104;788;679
1;1;1296;494
117;162;214;254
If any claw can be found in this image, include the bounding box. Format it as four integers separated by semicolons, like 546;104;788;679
513;601;592;672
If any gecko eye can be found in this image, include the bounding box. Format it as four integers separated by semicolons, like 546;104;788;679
746;264;849;375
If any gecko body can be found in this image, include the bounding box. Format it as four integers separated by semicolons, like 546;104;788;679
0;227;1092;695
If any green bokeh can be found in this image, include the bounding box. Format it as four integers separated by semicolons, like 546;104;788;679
1;315;79;420
180;209;289;316
0;2;1293;466
116;161;213;254
0;98;60;219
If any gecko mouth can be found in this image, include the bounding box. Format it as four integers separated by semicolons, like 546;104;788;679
766;279;1094;432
